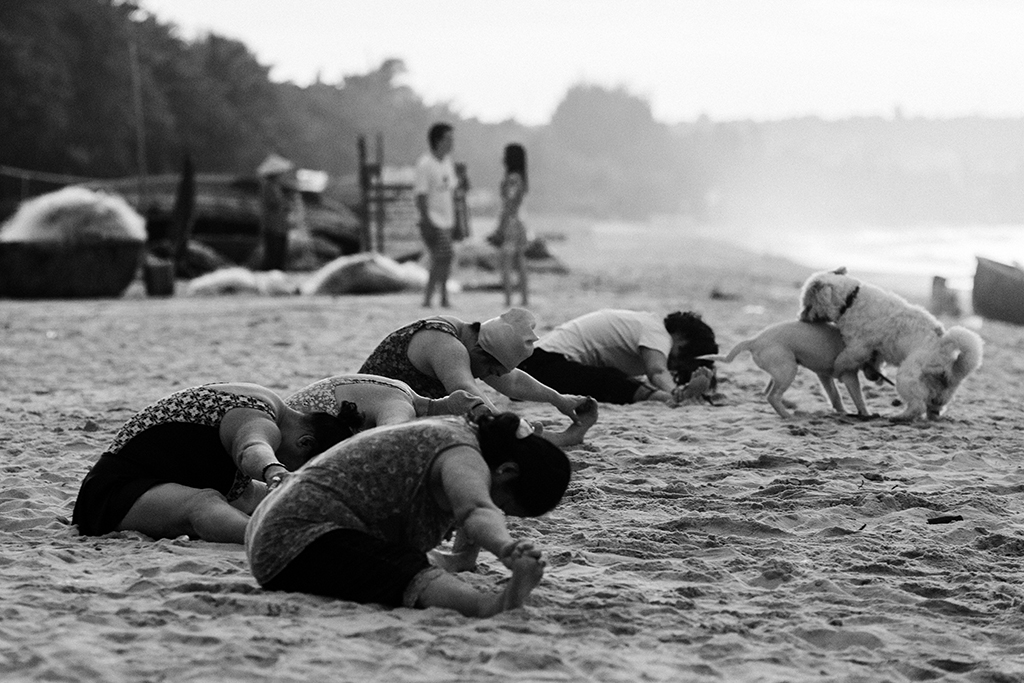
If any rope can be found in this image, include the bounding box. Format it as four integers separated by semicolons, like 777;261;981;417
0;164;97;186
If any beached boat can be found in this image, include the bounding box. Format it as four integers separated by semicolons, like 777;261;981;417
973;256;1024;325
84;173;361;265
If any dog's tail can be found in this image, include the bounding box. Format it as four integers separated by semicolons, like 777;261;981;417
698;339;754;364
942;326;984;384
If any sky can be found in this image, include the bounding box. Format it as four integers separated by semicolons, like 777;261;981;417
135;0;1024;126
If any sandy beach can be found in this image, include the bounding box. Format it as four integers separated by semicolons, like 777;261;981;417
2;219;1023;682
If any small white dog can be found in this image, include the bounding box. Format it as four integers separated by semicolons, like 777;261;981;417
705;321;880;419
799;268;983;421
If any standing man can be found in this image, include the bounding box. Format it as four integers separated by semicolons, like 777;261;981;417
415;123;458;307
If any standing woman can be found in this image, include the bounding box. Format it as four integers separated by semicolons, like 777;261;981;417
490;143;530;307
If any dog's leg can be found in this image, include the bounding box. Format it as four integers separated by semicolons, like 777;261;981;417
837;371;871;417
832;344;873;377
815;373;846;414
762;362;798;419
891;364;927;422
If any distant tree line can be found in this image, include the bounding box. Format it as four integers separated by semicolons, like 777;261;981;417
3;0;1023;225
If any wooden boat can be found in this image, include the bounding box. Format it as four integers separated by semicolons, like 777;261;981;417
0;186;146;298
0;240;143;298
973;256;1024;325
85;173;361;265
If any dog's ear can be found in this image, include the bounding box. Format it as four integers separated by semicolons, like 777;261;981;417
799;278;834;322
832;266;848;275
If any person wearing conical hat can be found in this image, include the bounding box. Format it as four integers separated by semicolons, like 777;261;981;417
359;308;597;447
256;153;296;271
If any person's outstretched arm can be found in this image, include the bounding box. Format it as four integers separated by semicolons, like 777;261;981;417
410;330;500;413
434;447;525;559
484;369;586;419
219;407;284;482
418;390;486;418
639;347;676;393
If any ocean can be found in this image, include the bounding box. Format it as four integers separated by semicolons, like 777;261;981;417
729;223;1023;291
572;216;1023;302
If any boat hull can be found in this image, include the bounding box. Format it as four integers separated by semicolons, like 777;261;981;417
973;256;1024;325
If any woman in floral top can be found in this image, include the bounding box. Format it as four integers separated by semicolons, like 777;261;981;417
359;308;599;447
72;382;349;544
246;412;570;617
285;374;483;431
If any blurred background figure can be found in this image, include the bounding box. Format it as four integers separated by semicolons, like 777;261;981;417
256;153;295;272
414;123;457;307
488;143;530;307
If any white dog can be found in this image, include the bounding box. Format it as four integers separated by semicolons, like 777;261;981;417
799;268;983;421
704;321;880;419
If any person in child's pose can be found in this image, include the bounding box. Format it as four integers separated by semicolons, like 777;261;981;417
519;309;719;405
246;412;569;617
72;382;350;544
358;307;599;447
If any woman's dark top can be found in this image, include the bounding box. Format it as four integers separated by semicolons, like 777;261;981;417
358;318;460;399
72;386;277;536
246;418;476;590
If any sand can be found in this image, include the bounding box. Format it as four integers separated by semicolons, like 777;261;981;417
2;219;1023;682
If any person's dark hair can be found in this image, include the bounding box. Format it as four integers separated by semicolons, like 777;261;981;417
664;311;719;385
473;412;570;516
302;410;358;460
428;123;453;150
503;143;528;192
335;400;365;434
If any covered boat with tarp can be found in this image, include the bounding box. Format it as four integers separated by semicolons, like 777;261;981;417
973;256;1024;325
85;171;361;266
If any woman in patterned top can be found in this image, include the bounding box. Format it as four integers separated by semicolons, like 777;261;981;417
246;412;569;617
72;382;350;544
358;308;598;447
285;374;484;431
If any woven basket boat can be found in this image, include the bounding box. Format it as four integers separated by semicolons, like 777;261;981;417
0;239;144;298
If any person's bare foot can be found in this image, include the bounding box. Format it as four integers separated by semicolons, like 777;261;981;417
673;367;713;402
496;555;545;613
574;397;599;430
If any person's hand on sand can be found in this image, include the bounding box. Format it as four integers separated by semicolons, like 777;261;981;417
499;539;543;569
671;367;714;405
438;390;489;417
554;394;591;422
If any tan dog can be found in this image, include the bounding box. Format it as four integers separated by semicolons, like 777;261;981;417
799;268;983;421
704;321;878;419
